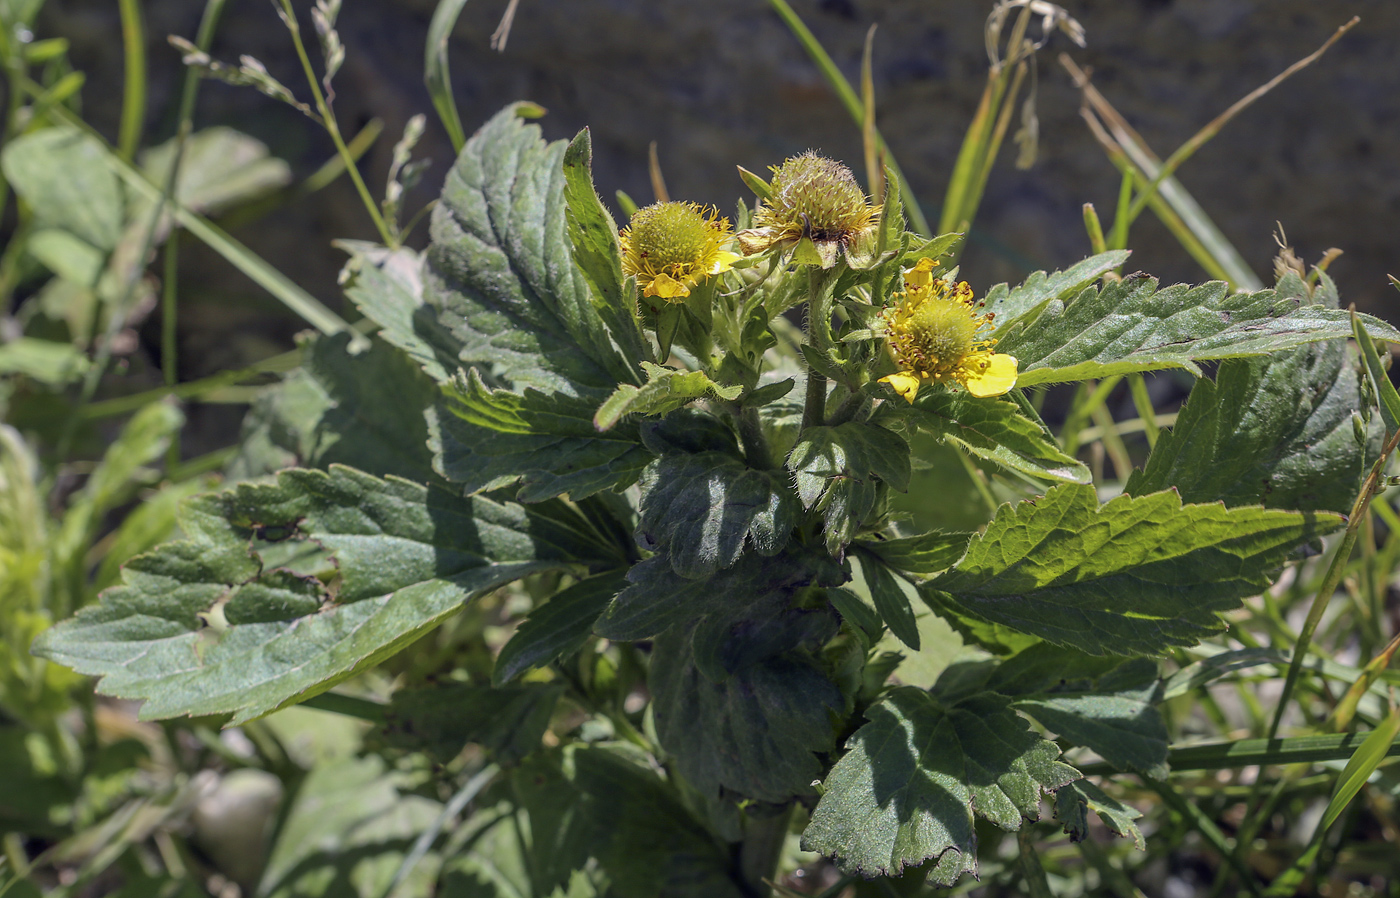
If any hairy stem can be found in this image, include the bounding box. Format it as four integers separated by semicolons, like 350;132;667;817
738;806;794;896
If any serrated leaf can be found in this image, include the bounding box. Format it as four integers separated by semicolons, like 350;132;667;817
855;530;972;577
2;126;123;251
881;392;1090;484
33;466;607;723
1014;689;1170;776
1053;780;1144;849
595;550;841;643
594;363;741;431
803;686;1077;883
562;129;648;376
984;250;1131;329
228;332;440;485
859;554;920;650
1125;342;1371;513
651;628;843;803
827;587;885;647
636;451;797;578
493;571;626;684
928;483;1344;656
517;746;746;898
424;105;634;395
788;422;910;553
381;682;563;764
920;586;1043;655
430;368;652;502
339;240;461;382
996;274;1400;386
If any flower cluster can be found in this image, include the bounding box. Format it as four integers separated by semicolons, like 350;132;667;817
619;201;740;300
879;259;1018;402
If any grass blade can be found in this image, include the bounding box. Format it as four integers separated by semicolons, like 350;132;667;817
426;0;470;153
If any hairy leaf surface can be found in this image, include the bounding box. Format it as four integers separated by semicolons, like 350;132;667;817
424;105;633;395
788;422;910;553
33;466;609;722
1054;780;1144;849
856;530;972;578
430;368;652;501
650;628;843;804
803;686;1077;883
985;250;1132;331
228;332;440;484
1126;342;1372;513
883;392;1089;484
927;484;1342;655
339;241;461;382
637;451;797;578
995;275;1400;386
493;571;627;684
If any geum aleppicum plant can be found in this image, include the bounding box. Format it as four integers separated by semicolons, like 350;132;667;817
31;105;1400;895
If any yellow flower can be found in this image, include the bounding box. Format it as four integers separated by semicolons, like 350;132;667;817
879;259;1018;403
619;201;741;301
736;152;879;268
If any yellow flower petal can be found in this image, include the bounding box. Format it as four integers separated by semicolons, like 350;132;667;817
879;372;923;403
964;354;1018;398
904;257;938;291
709;250;742;275
644;271;691;299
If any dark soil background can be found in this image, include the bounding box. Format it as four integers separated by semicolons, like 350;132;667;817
49;0;1400;403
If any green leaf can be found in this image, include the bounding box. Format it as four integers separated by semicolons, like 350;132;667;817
595;550;842;643
562;128;648;376
1321;708;1400;833
260;755;441;898
881;392;1090;484
338;241;461;382
33;466;605;723
927;483;1343;656
637;451;797;578
2;126;123;251
1007;668;1169;778
139;126;290;215
787;421;910;553
1353;307;1400;435
381;682;563;764
650;628;843;803
594;362;741;431
518;745;746;898
493;571;626;685
826;586;885;647
424;105;634;396
995;274;1400;386
0;336;90;386
855;530;972;577
859;553;920;650
920;585;1042;656
228;332;441;485
984;250;1131;330
803;686;1077;883
430;368;652;502
1053;780;1144;849
1125;342;1371;513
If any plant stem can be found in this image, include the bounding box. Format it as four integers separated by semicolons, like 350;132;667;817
277;0;394;246
802;267;835;429
116;0;147;161
735;404;772;469
738;806;794;896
